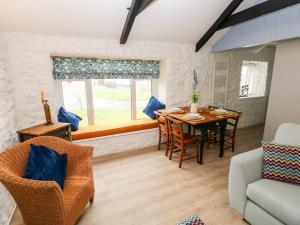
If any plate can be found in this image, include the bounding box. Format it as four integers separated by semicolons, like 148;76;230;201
213;109;228;114
168;108;184;113
184;113;201;119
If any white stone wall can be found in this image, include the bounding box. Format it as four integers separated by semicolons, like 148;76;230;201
0;35;17;225
2;32;214;130
1;32;214;157
214;47;276;128
75;129;158;157
0;32;275;223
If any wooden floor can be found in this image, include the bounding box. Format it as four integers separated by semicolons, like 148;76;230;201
11;124;264;225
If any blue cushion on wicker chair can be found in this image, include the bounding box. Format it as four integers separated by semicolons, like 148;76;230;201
24;144;67;189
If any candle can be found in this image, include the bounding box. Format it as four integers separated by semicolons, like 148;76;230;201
40;90;45;100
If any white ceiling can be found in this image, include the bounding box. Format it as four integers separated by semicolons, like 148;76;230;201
0;0;256;44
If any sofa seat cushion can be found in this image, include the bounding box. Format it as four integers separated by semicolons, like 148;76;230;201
63;176;94;220
246;179;300;225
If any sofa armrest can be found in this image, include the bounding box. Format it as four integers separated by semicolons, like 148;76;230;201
229;148;263;216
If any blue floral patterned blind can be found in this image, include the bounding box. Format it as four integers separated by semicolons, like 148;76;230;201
52;57;160;80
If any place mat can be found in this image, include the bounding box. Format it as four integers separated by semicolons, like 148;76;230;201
166;110;185;114
182;115;206;121
198;108;211;113
160;109;185;114
210;110;230;116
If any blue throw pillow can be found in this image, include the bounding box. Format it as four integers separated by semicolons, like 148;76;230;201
57;107;82;131
143;96;166;119
24;144;67;189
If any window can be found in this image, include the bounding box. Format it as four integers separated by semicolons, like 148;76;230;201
136;80;152;119
239;61;268;98
61;79;154;126
62;81;88;126
92;79;131;125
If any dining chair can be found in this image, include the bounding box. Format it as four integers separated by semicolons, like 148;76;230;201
223;112;241;152
207;107;241;152
166;116;199;168
154;111;170;156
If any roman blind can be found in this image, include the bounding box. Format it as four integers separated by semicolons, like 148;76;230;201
52;57;160;80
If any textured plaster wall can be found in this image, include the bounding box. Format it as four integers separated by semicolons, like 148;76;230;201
214;47;276;128
0;32;276;223
75;129;159;157
0;35;17;225
0;32;276;154
1;32;214;157
264;39;300;140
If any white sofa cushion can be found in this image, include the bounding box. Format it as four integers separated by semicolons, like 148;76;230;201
274;123;300;146
246;179;300;225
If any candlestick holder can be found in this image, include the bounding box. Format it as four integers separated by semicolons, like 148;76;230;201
42;99;53;125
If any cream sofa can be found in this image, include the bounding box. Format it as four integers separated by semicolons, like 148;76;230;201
229;123;300;225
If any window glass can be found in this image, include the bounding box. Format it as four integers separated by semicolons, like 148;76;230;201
239;61;268;98
61;79;154;126
136;80;152;119
62;81;88;126
92;79;131;125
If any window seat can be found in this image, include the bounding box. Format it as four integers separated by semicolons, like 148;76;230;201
72;119;158;141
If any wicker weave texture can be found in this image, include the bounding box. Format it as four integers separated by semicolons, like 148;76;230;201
0;136;95;225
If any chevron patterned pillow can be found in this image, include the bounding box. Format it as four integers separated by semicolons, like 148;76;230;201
177;215;204;225
262;142;300;185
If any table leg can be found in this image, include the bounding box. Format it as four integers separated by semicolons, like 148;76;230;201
219;119;227;158
188;125;191;135
198;125;207;164
18;133;23;143
67;125;72;142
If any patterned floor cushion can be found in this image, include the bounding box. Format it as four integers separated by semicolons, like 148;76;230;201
177;215;205;225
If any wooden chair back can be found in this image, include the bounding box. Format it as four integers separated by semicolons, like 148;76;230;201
166;116;184;148
208;105;241;132
208;105;242;127
223;109;241;152
225;109;241;134
154;111;169;135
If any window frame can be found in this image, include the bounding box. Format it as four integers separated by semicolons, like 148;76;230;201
56;79;156;125
239;60;268;99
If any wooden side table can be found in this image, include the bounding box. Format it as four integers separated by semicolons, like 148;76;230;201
17;122;72;142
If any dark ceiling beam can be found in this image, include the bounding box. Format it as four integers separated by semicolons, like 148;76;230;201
218;0;300;30
195;0;243;52
137;0;155;15
120;0;142;44
120;0;154;44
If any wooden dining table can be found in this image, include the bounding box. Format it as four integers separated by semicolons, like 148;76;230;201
159;107;240;164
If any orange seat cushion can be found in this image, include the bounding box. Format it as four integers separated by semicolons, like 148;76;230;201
72;119;158;141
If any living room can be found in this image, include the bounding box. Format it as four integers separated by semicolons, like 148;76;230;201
0;1;300;225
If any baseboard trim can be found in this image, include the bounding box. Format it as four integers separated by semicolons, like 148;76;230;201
93;145;158;163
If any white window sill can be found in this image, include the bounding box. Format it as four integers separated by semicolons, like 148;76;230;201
239;95;266;99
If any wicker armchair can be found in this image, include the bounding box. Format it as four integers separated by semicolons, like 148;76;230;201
0;136;95;225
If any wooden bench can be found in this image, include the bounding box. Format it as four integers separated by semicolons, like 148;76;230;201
72;119;158;141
